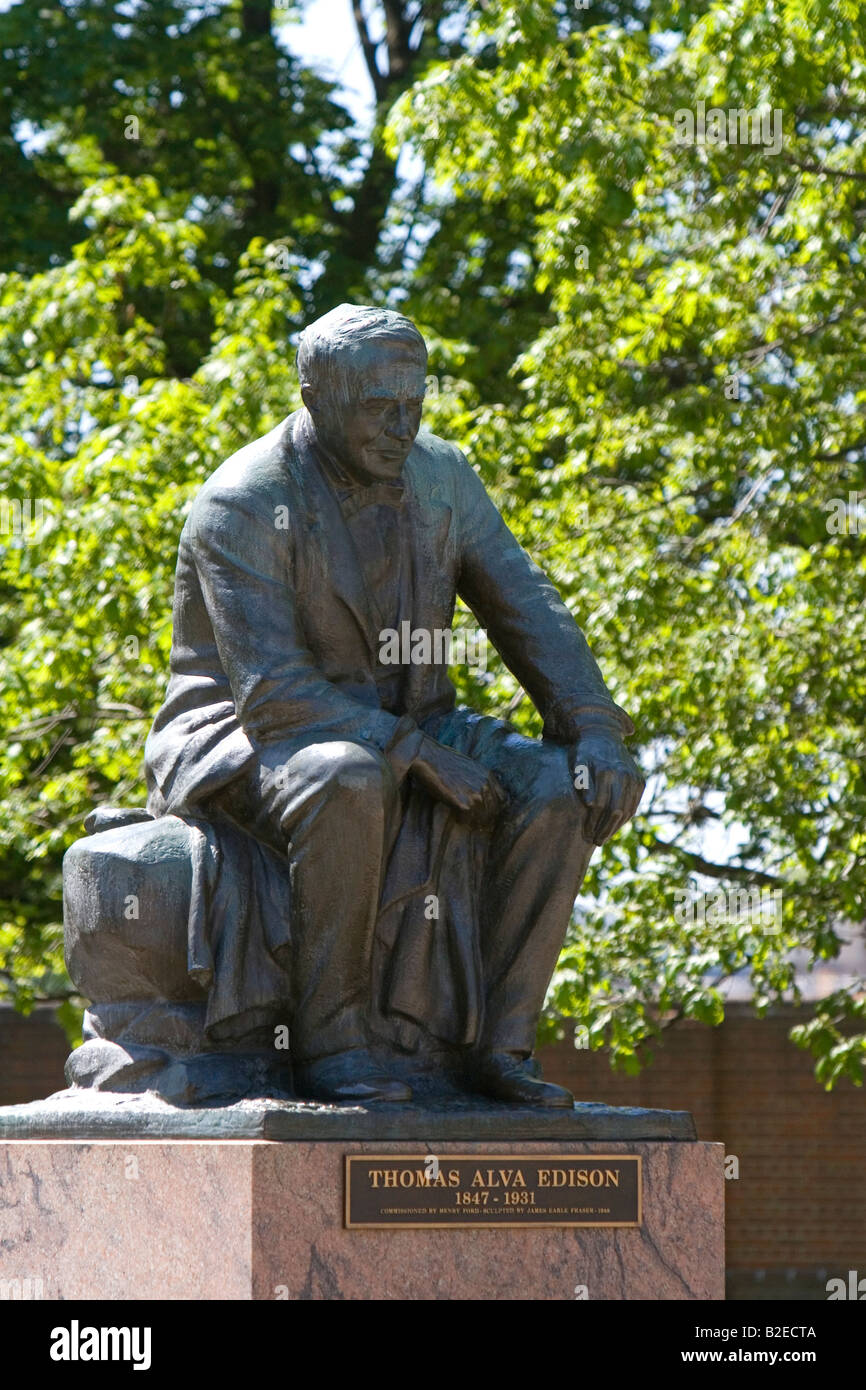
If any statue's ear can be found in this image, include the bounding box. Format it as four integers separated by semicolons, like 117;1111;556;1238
300;385;318;414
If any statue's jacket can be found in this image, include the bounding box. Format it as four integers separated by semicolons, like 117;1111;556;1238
143;409;630;1049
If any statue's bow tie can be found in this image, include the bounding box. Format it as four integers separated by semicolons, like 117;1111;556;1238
337;479;406;517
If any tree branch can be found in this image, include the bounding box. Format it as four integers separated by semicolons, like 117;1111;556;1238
783;156;866;183
352;0;388;100
644;832;783;887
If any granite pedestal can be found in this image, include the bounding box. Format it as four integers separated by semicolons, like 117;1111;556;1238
0;1131;724;1300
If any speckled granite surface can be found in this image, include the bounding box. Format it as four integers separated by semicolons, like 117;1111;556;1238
0;1139;723;1300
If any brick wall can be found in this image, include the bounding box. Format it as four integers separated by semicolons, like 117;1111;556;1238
0;1004;70;1105
540;1004;866;1298
1;1001;863;1298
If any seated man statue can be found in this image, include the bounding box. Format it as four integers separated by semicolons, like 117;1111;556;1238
65;303;644;1110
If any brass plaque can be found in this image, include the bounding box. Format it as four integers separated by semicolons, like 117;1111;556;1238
345;1154;641;1229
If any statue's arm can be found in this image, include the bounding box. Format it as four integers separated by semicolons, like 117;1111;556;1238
186;487;423;774
452;447;633;743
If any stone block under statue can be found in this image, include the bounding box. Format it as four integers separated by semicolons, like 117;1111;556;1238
0;1139;725;1300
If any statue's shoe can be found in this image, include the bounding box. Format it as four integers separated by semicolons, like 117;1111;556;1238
468;1051;574;1108
293;1049;413;1104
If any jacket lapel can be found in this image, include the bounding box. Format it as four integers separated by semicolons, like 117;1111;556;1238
290;412;455;673
291;412;381;661
403;473;454;710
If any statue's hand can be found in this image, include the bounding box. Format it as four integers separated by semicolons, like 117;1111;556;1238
569;731;645;845
412;737;506;828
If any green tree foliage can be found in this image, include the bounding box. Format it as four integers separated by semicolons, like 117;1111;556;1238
392;0;866;1083
1;0;864;1084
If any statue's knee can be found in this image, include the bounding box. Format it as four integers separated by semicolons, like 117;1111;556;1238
290;741;395;814
518;744;575;810
506;744;588;836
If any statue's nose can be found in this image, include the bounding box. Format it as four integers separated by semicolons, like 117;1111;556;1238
388;403;412;439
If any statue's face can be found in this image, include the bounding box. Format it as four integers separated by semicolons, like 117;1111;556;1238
305;342;427;482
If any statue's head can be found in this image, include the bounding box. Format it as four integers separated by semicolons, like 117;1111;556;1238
297;303;428;482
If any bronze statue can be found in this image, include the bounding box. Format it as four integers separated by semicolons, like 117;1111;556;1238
62;304;644;1111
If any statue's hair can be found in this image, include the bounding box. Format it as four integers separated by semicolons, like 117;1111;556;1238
297;303;427;403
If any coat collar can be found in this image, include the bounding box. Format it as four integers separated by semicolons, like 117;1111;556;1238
289;410;454;667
